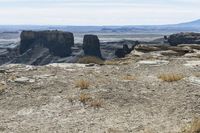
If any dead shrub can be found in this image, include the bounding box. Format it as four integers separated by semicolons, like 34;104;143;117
90;99;103;109
122;75;135;81
75;80;90;89
182;118;200;133
158;73;184;82
79;93;92;104
78;56;104;65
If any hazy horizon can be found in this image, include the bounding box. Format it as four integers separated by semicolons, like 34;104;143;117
0;0;200;26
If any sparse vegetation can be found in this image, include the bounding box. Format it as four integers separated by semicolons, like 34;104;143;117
182;118;200;133
75;79;90;89
122;75;135;81
90;99;103;109
78;56;104;65
79;93;92;104
158;73;184;82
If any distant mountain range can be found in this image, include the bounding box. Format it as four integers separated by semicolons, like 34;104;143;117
0;19;200;33
101;19;200;33
174;19;200;27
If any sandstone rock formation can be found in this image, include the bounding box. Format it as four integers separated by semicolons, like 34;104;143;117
83;35;102;58
168;32;200;46
20;30;74;57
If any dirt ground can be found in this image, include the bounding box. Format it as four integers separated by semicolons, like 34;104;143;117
0;54;200;133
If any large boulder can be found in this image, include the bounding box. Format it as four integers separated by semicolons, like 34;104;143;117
83;35;102;58
20;30;74;57
168;32;200;46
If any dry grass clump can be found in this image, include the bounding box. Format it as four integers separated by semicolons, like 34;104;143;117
78;56;104;65
182;118;200;133
122;75;136;81
79;93;92;104
79;93;104;109
158;73;184;82
107;128;123;133
90;99;103;109
75;79;90;89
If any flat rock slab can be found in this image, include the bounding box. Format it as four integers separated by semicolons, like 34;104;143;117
137;60;169;66
46;63;86;68
184;61;200;67
186;76;200;86
14;77;35;83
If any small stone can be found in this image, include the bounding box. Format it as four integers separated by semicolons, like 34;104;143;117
85;63;95;67
15;77;30;83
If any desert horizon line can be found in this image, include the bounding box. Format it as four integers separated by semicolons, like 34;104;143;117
0;18;199;27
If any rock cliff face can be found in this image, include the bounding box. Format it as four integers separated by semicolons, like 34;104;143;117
20;31;74;57
83;35;102;58
168;32;200;46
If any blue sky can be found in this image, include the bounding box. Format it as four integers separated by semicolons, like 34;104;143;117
0;0;200;25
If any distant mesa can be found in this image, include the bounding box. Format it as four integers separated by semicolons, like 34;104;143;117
2;29;200;66
168;32;200;46
20;30;74;57
83;35;102;59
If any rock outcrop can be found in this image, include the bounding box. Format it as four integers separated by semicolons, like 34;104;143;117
20;30;74;57
115;44;134;58
83;35;102;58
168;32;200;46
